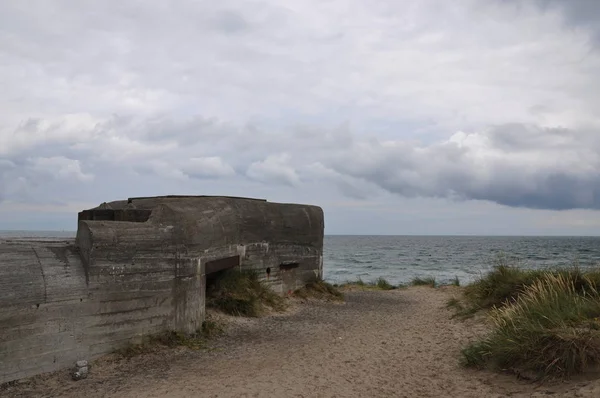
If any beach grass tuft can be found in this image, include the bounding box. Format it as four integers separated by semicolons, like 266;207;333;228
354;277;366;286
206;269;286;317
340;277;397;290
411;276;436;288
446;297;462;310
294;279;344;301
376;277;395;290
460;266;600;377
116;318;224;358
446;297;480;319
463;257;600;311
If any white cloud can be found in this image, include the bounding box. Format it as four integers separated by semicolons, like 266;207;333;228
182;157;235;179
247;154;300;186
29;156;94;182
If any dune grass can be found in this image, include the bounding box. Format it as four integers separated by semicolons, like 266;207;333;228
411;276;436;288
117;318;224;358
294;279;344;301
206;269;286;317
341;277;398;290
462;258;600;310
352;277;366;286
376;277;395;290
460;264;600;378
463;264;544;310
446;297;462;310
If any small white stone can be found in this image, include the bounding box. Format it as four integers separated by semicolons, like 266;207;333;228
72;368;88;381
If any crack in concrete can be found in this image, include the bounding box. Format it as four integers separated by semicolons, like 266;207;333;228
32;247;47;304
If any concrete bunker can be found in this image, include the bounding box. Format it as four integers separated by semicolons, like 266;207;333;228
0;195;324;384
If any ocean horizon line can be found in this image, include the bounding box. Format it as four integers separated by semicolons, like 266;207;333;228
1;230;600;238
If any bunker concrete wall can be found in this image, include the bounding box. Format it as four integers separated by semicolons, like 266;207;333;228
0;239;204;384
0;196;324;384
79;197;324;293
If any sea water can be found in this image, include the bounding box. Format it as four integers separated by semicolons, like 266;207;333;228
3;231;600;286
324;235;600;285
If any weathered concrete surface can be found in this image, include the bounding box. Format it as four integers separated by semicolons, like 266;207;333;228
0;196;324;384
0;239;89;383
78;196;324;297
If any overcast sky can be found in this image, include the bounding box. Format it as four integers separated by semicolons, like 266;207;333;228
1;0;600;235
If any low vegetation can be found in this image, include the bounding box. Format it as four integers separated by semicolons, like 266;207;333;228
446;297;462;310
411;276;436;288
206;269;286;317
454;258;600;314
445;297;479;319
340;275;463;290
294;279;344;301
341;277;399;290
457;260;600;378
117;319;224;358
376;277;395;290
347;277;366;287
463;263;545;310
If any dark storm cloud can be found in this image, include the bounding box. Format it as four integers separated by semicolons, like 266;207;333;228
324;124;600;210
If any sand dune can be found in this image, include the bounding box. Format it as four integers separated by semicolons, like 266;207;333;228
5;287;600;397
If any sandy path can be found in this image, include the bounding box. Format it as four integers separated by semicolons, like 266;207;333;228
5;287;600;397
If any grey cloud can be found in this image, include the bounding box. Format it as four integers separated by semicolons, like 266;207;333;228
539;0;600;29
510;0;600;44
0;159;15;201
303;163;380;200
182;157;236;179
212;10;250;33
0;159;15;170
486;124;589;151
0;155;94;205
28;157;93;182
247;154;301;187
324;124;600;210
4;112;599;211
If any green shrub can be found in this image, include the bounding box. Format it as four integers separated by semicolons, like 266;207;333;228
461;273;600;377
206;269;286;317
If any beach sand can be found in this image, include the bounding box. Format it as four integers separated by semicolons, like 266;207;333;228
4;287;600;398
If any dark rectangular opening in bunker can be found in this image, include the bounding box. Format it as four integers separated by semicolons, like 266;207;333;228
78;209;152;223
205;255;240;275
279;261;300;270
